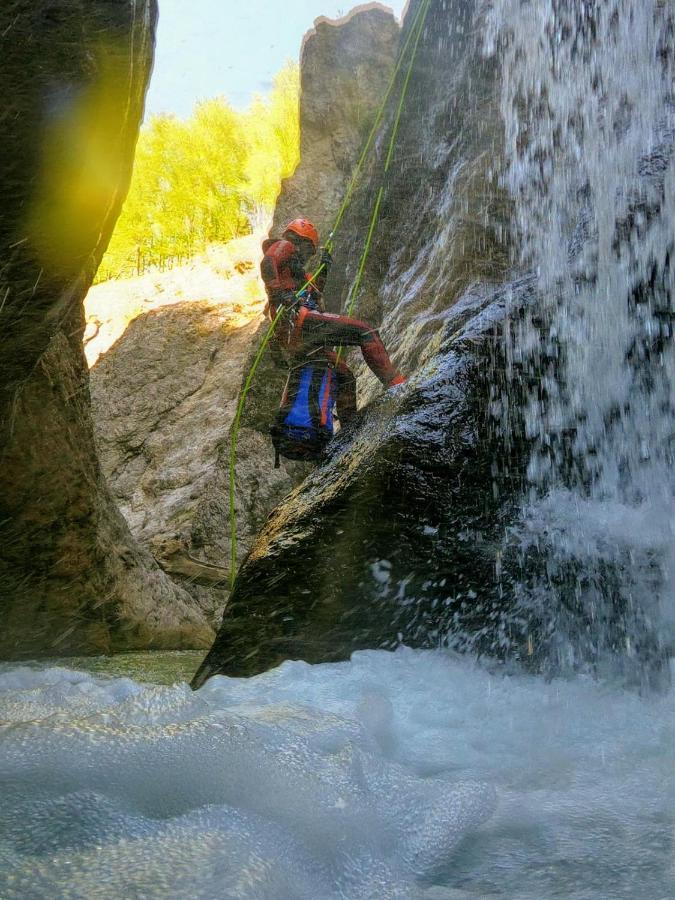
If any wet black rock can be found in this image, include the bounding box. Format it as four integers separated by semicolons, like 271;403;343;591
191;279;538;684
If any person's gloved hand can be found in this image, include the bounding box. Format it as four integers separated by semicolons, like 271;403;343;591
278;290;298;310
320;246;333;269
297;288;319;311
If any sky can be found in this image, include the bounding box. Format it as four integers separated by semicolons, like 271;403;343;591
145;0;408;119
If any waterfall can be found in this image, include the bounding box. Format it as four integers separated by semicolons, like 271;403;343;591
487;0;675;684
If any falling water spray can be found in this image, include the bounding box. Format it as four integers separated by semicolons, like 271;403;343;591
487;0;674;685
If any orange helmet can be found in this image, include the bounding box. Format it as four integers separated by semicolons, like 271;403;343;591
284;218;319;251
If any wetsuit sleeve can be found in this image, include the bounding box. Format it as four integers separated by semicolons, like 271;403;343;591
261;240;306;297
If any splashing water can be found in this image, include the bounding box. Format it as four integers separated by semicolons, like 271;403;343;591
486;0;675;680
1;650;674;898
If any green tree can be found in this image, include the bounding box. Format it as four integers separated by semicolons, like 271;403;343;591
99;61;300;281
243;61;301;218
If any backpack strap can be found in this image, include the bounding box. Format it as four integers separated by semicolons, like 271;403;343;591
288;305;309;353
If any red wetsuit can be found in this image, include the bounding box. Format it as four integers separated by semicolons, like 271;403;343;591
261;238;403;422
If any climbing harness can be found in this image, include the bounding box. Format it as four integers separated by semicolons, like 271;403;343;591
229;0;433;587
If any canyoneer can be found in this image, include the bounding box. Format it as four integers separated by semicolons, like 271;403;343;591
261;217;405;465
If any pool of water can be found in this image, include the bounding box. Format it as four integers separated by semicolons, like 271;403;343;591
1;648;673;898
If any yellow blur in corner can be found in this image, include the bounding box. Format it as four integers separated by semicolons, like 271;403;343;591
25;42;136;280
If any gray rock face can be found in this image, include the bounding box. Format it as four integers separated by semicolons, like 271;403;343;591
91;300;308;624
325;0;511;397
0;1;212;657
272;4;400;244
193;0;673;688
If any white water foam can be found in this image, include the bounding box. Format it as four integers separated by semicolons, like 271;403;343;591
1;649;674;898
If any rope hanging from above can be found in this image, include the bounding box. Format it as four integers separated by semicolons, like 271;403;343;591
228;0;433;588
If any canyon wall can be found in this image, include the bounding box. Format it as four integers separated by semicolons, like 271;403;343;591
193;0;520;684
0;1;212;657
86;8;402;623
194;0;674;688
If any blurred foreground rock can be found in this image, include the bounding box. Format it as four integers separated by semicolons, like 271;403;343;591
0;0;212;657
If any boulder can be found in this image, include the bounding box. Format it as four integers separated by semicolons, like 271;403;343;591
192;280;537;684
272;4;400;244
91;291;309;625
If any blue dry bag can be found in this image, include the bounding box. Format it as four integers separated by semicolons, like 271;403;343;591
270;362;337;465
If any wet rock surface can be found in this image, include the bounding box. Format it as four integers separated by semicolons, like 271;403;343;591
193;0;517;684
0;1;211;657
194;0;674;686
192;280;535;683
324;0;511;392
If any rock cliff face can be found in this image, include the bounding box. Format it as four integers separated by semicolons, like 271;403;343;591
0;1;212;657
90;244;309;624
193;0;518;684
193;0;674;687
326;0;511;397
84;6;400;633
272;4;400;243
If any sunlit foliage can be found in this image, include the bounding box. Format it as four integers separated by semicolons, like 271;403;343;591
243;63;301;223
99;62;300;281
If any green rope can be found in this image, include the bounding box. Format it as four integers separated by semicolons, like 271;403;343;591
227;261;332;587
343;186;384;320
228;306;285;586
337;0;431;371
228;0;433;589
384;0;431;174
328;0;435;247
